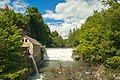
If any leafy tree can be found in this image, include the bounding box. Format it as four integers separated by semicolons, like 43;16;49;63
26;7;53;47
51;30;59;37
66;28;79;47
51;31;65;47
71;3;120;68
101;0;119;6
0;10;28;79
9;10;29;29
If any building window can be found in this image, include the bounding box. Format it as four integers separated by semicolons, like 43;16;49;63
22;39;24;42
25;39;27;42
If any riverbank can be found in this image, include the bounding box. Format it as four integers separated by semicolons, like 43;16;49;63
38;61;120;80
27;48;120;80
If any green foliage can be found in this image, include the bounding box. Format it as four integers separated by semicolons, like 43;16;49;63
0;7;64;79
0;10;29;80
51;31;65;47
0;10;22;69
2;7;54;47
101;0;119;7
106;56;120;68
0;7;62;48
51;30;59;37
26;7;53;47
9;10;29;29
65;28;80;47
0;68;29;80
71;3;120;68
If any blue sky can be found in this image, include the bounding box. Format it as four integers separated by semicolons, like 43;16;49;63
24;0;65;23
0;0;108;38
25;0;65;14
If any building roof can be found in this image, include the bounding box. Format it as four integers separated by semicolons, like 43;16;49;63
24;35;42;46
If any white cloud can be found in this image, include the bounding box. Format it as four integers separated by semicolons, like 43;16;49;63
0;0;11;8
43;0;108;39
0;0;28;13
12;0;28;13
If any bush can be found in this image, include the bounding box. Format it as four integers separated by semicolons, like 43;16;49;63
106;56;120;69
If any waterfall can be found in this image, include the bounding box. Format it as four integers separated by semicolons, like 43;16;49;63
29;55;39;75
28;54;44;80
44;48;73;61
28;48;74;80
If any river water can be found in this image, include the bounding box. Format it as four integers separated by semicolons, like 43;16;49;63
28;48;120;80
39;60;90;80
28;48;91;80
44;48;73;61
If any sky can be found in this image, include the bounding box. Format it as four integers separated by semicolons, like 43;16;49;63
0;0;108;39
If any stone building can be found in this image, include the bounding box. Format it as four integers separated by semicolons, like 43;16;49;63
21;35;43;63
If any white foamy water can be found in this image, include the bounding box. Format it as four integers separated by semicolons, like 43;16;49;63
28;55;44;80
44;48;73;61
28;73;45;80
28;48;73;80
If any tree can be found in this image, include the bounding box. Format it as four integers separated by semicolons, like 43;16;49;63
66;28;79;47
101;0;119;6
26;7;53;47
72;3;120;68
51;30;59;37
51;31;65;47
0;10;25;79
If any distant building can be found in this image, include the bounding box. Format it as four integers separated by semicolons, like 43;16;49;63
21;35;43;63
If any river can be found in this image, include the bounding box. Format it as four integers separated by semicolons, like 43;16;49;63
28;48;90;80
28;48;120;80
